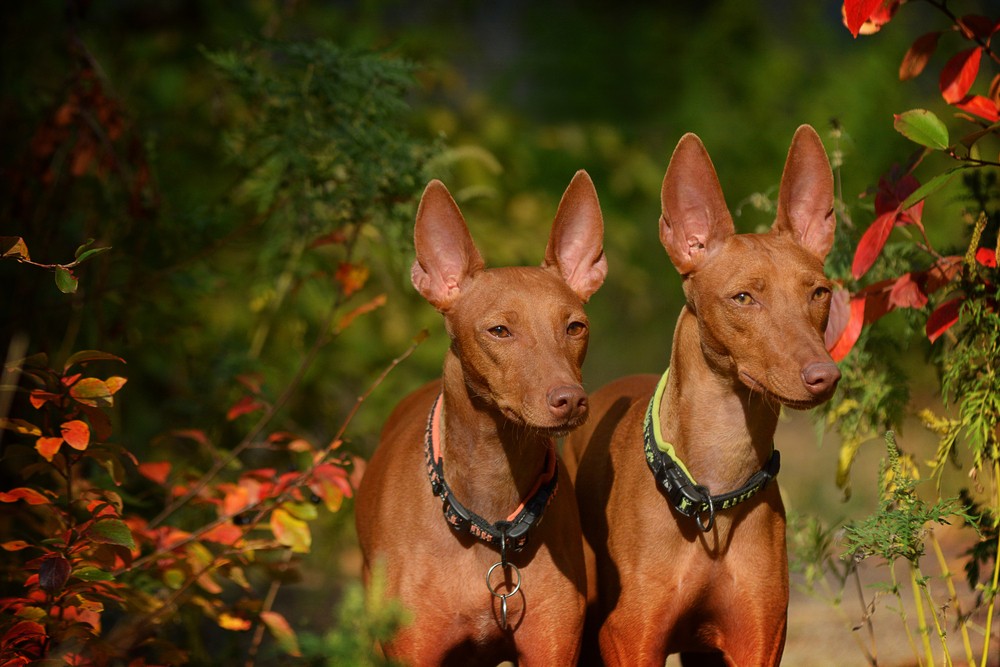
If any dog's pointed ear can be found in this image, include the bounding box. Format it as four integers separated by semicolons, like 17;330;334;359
543;170;608;302
411;180;485;311
772;124;836;262
659;134;735;276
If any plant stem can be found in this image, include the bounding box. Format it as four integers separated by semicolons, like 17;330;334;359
911;563;936;667
981;460;1000;667
245;549;292;667
849;563;879;665
894;563;924;666
930;530;975;667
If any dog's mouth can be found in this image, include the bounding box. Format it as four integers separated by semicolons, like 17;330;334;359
498;405;588;436
738;371;827;410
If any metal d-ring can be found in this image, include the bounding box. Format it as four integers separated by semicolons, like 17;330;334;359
486;560;522;629
695;493;715;533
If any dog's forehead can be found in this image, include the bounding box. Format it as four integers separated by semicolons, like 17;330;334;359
452;266;583;321
701;234;827;288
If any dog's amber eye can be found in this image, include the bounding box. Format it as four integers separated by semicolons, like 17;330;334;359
566;321;587;336
487;325;511;338
812;286;831;301
732;292;754;306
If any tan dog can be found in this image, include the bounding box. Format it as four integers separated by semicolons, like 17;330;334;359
566;126;840;666
356;172;607;665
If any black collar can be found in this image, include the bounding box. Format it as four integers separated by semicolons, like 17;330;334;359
424;394;558;552
643;369;780;532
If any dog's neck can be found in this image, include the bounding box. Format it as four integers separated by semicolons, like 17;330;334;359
659;307;779;496
437;350;553;521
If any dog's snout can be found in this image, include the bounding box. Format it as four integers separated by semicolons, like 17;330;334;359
547;385;588;421
802;362;841;396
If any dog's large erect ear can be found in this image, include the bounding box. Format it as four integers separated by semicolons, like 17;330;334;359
410;180;485;311
544;170;608;302
772;124;836;262
659;134;735;276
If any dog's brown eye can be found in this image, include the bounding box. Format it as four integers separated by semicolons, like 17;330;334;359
567;321;587;336
732;292;754;306
812;286;831;301
487;325;511;338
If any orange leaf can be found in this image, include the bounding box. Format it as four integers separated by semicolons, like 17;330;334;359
218;613;252;631
335;262;370;297
202;522;245;546
260;610;301;657
338;293;387;330
0;487;52;505
29;390;60;409
35;436;64;462
899;32;940;81
940;47;982;104
61;420;90;450
138;461;171;485
227;396;266;421
2;540;32;551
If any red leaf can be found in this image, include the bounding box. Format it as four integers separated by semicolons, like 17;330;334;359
922;256;964;294
61;420;90;451
940;47;983;104
976;248;997;268
202;522;245;546
2;540;32;551
842;0;888;37
954;95;1000;122
899;32;941;81
338;293;387;330
236;373;263;395
171;429;210;446
39;555;71;594
824;288;852;350
138;461;171;485
0;487;52;505
308;230;347;248
888;273;928;309
226;396;266;421
35;436;63;462
852;211;897;279
829;295;866;362
927;298;964;343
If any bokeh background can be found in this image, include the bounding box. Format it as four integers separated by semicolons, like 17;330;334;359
2;1;995;664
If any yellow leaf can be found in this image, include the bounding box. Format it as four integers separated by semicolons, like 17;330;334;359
270;508;311;553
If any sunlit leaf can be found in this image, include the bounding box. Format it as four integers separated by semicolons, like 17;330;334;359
72;566;115;582
0;236;30;260
29;390;60;409
35;436;63;462
953;95;1000;122
852;211;897;279
104;376;128;395
0;487;52;505
0;418;42;436
888;273;928;309
69;378;114;407
260;610;302;657
218;613;252;631
975;248;997;268
899;32;940;81
270;508;311;553
893;109;948;150
61;420;90;451
939;47;982;104
899;166;975;210
1;540;32;551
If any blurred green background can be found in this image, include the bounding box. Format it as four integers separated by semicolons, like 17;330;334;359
1;0;990;660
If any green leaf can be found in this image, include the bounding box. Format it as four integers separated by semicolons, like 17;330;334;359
260;610;302;657
55;267;78;294
73;566;115;582
63;350;126;371
893;109;949;150
74;246;111;265
69;377;114;407
899;166;976;210
87;518;136;550
74;238;95;258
